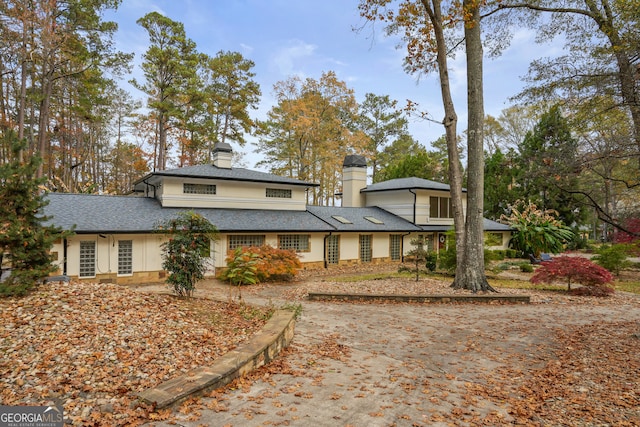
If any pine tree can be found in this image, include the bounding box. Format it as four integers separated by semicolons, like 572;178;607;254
0;131;70;296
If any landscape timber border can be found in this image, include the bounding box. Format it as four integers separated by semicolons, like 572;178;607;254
307;292;531;304
137;309;296;409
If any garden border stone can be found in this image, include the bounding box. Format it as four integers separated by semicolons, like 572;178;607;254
137;309;296;409
307;292;530;304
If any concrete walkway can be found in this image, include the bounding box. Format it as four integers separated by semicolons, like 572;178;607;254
144;281;640;427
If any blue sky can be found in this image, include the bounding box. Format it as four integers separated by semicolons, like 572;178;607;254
104;0;557;168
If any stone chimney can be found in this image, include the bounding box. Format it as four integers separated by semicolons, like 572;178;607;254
341;154;367;207
212;142;233;169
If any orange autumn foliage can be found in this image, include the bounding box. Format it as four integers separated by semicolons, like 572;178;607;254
225;245;302;282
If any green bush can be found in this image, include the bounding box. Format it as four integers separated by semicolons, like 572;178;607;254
566;232;590;251
425;252;437;272
505;249;518;259
156;211;219;297
438;231;493;273
592;244;631;276
488;250;506;260
438;241;457;273
520;263;534;273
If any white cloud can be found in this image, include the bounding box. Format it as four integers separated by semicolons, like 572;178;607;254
270;39;318;77
240;43;254;54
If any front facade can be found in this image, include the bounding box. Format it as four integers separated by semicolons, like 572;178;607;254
45;145;511;284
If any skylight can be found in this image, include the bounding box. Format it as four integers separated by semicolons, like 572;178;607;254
332;215;353;224
364;216;384;224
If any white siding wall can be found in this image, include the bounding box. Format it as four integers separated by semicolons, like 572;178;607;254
62;234;165;278
364;189;467;226
157;177;308;211
338;234;360;262
58;230;508;282
365;191;415;222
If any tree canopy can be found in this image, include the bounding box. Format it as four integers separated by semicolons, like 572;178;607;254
0;1;637;242
0;131;70;296
256;72;369;205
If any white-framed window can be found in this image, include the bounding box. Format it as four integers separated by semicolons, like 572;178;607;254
429;196;453;219
266;188;292;198
79;240;96;278
184;183;216;195
278;234;310;252
390;234;402;261
228;235;265;251
118;240;133;275
359;234;372;263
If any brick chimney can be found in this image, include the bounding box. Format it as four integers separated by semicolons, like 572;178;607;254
212;142;233;169
341;154;367;207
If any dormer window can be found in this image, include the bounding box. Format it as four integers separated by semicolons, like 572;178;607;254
184;183;216;195
266;188;292;198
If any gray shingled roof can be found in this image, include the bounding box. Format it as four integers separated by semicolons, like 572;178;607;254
44;193;510;234
307;206;422;232
362;177;466;193
44;193;334;234
134;164;318;187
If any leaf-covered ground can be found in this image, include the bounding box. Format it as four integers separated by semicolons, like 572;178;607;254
2;262;639;426
0;281;271;426
166;263;640;427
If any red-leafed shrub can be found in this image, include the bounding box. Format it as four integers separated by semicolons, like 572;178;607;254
530;256;614;293
226;245;301;283
614;218;640;245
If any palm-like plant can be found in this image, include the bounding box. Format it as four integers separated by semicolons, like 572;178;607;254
502;200;574;257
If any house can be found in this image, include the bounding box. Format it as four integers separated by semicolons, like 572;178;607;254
44;143;511;284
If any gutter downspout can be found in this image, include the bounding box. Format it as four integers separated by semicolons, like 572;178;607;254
63;238;68;276
400;231;411;263
306;209;338;269
409;189;417;224
404;189;418;264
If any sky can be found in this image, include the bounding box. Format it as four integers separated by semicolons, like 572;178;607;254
103;0;560;169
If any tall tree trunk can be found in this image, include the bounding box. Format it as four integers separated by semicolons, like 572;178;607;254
36;75;53;180
420;0;466;275
158;112;166;170
452;0;495;292
582;0;640;169
18;16;29;148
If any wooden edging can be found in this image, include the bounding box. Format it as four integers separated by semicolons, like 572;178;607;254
307;292;530;304
137;309;296;409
